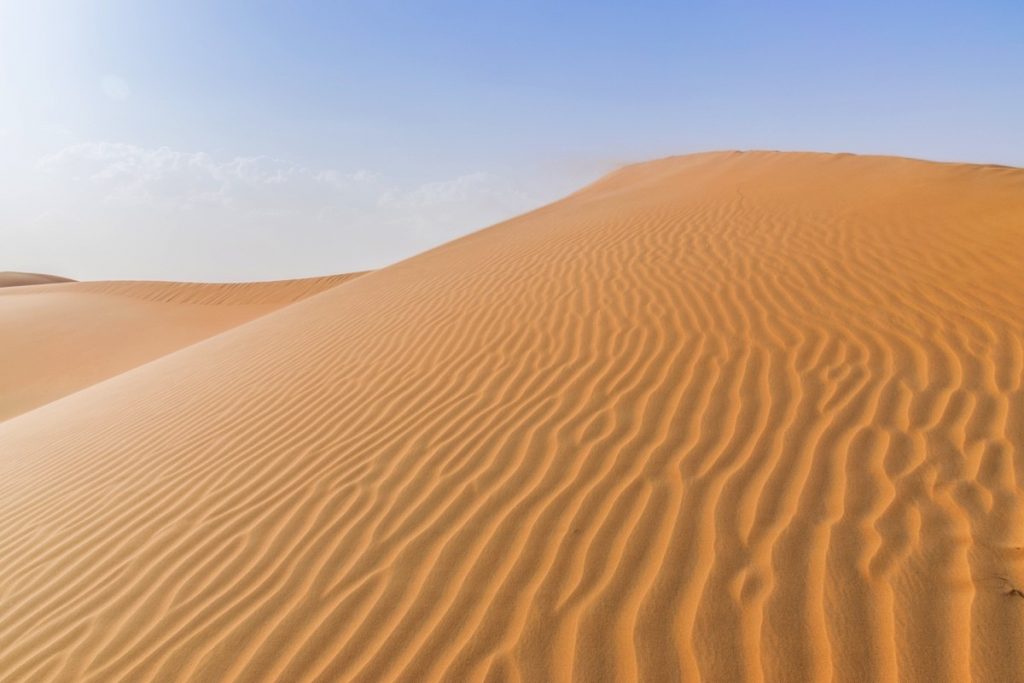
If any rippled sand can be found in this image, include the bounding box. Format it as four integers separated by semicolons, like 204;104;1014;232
2;151;1022;681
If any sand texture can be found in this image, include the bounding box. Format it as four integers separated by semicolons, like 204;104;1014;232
1;151;1022;681
0;275;361;422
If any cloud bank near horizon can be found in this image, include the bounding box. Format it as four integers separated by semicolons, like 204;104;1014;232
10;141;542;281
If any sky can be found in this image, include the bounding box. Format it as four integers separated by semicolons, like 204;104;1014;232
2;0;1022;281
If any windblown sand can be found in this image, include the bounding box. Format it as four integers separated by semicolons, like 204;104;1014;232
1;151;1022;681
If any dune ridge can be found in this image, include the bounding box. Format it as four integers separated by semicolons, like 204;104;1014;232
1;151;1022;681
0;273;362;421
53;273;366;305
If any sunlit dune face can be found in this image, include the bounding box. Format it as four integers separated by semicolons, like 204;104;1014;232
1;152;1022;681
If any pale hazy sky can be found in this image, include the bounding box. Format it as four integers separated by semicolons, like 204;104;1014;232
2;1;1022;281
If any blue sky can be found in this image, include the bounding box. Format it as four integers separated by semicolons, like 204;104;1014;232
2;1;1022;280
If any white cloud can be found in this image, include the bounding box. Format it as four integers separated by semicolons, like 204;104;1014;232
38;142;380;210
390;172;529;208
378;172;533;237
37;142;535;225
24;141;543;279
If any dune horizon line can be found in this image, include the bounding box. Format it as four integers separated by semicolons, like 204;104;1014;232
9;150;1020;289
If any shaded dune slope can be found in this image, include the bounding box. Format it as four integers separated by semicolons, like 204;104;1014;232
0;272;74;288
0;274;360;421
1;152;1023;681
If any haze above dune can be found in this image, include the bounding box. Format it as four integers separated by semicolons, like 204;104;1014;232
1;151;1022;682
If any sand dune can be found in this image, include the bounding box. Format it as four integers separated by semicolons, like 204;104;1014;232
0;272;75;288
1;151;1022;681
0;274;361;421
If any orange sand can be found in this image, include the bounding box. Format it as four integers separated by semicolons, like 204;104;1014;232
1;151;1022;681
0;275;361;421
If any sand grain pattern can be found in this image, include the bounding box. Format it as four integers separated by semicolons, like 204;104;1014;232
1;152;1022;681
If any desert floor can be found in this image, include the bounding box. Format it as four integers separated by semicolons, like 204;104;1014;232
1;151;1022;681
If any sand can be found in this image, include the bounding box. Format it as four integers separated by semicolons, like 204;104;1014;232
1;151;1022;681
0;275;361;422
0;272;75;288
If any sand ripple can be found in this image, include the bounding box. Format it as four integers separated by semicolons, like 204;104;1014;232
1;152;1022;681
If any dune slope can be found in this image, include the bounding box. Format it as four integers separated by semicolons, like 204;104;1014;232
0;272;74;288
1;151;1022;682
0;274;360;421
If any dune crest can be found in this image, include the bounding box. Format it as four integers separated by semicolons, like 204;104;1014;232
1;151;1022;681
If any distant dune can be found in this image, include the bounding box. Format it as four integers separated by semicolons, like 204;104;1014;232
1;151;1022;681
0;274;361;421
0;271;74;288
